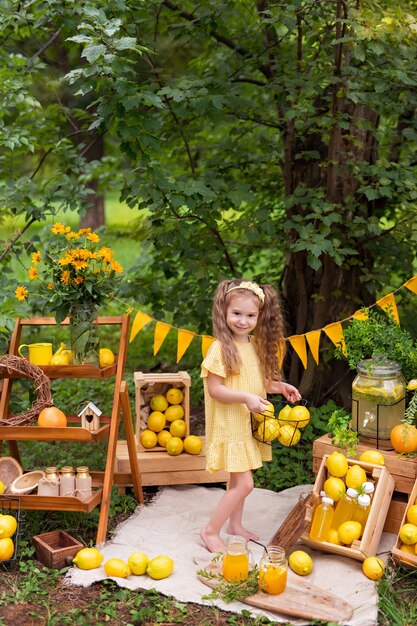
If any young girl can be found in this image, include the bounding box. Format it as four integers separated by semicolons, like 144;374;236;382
200;279;301;553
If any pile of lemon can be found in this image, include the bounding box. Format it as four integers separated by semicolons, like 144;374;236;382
140;387;202;456
73;546;174;580
0;506;18;562
398;502;417;557
253;402;310;446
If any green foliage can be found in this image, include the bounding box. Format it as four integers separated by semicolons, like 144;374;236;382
334;308;417;381
327;408;359;457
198;565;260;604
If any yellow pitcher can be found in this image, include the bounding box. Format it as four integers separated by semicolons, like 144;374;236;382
18;343;53;365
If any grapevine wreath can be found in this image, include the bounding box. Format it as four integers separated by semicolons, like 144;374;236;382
0;355;53;426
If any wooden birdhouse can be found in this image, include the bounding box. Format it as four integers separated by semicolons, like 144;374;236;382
79;402;102;431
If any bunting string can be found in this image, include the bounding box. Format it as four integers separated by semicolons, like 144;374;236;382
128;273;417;366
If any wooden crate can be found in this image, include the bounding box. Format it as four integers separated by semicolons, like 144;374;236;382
116;436;229;486
313;434;417;495
391;478;417;568
32;530;83;569
135;371;191;452
301;454;395;561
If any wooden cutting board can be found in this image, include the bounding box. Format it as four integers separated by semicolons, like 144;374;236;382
198;562;353;623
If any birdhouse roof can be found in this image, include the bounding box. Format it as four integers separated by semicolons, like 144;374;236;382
78;401;102;417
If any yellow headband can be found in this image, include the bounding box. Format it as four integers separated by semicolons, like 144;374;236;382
226;281;265;304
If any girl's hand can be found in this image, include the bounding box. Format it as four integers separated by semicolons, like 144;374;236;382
245;394;271;414
268;381;301;403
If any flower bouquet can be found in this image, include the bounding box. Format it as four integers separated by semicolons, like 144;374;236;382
15;223;123;364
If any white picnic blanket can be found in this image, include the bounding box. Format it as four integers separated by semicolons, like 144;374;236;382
65;484;395;625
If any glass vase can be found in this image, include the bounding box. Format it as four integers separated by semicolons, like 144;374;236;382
69;303;100;365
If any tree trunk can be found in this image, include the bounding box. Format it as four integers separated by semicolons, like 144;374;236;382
79;135;105;230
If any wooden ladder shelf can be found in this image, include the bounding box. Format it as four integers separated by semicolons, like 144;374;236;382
0;315;143;544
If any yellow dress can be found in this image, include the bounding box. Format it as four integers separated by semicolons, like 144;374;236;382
201;339;272;473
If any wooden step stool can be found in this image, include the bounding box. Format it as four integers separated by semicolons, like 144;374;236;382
115;435;229;487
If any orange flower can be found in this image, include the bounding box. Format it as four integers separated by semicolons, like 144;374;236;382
71;260;88;270
32;251;41;264
87;232;100;243
73;276;84;285
78;228;92;235
51;222;71;235
15;286;29;301
60;270;71;285
111;261;123;274
28;266;39;280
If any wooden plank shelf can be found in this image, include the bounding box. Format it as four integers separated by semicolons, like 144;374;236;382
0;425;110;442
11;489;103;513
0;362;117;380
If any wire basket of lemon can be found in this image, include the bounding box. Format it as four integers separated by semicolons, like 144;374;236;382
251;398;310;447
0;495;22;567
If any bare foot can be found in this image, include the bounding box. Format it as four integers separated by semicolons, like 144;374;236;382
200;527;225;553
226;525;260;541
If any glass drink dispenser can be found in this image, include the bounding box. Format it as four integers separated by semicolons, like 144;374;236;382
351;359;405;445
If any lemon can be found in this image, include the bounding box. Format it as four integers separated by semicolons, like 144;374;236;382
338;520;362;545
277;423;301;446
72;547;103;570
99;348;115;367
61;349;73;364
0;481;4;495
362;556;384;581
278;404;291;422
328;528;341;545
166;436;184;456
140;429;158;449
104;558;131;578
399;543;416;554
147;411;166;433
150;394;169;412
257;418;280;442
359;450;385;466
183;435;203;455
287;405;310;429
169;419;186;438
146;555;174;579
165;387;184;404
407;379;417;391
323;477;346;502
345;465;367;489
128;551;149;575
399;523;417;545
0;515;17;538
157;430;172;447
326;452;348;478
288;550;313;575
165;404;185;422
254;401;275;422
0;537;14;561
407;505;417;526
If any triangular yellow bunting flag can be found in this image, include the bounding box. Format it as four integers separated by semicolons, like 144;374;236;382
129;310;153;343
404;275;417;295
177;329;196;363
153;322;171;355
305;330;321;365
352;309;369;321
323;322;346;354
201;335;215;359
288;335;307;369
376;293;400;324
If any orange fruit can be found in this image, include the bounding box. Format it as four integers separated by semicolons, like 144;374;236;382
390;424;417;454
37;406;67;428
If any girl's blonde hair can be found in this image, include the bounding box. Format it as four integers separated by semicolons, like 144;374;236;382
212;279;286;384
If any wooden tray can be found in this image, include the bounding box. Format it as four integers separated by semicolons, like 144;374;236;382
198;562;353;623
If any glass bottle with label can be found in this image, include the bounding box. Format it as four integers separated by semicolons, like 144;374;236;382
76;466;92;501
38;466;60;496
351;359;406;440
309;496;334;542
60;466;75;496
258;546;288;595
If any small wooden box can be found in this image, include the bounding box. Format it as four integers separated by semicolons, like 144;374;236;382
301;454;395;561
391;479;417;568
32;530;83;569
313;434;417;495
135;371;191;451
